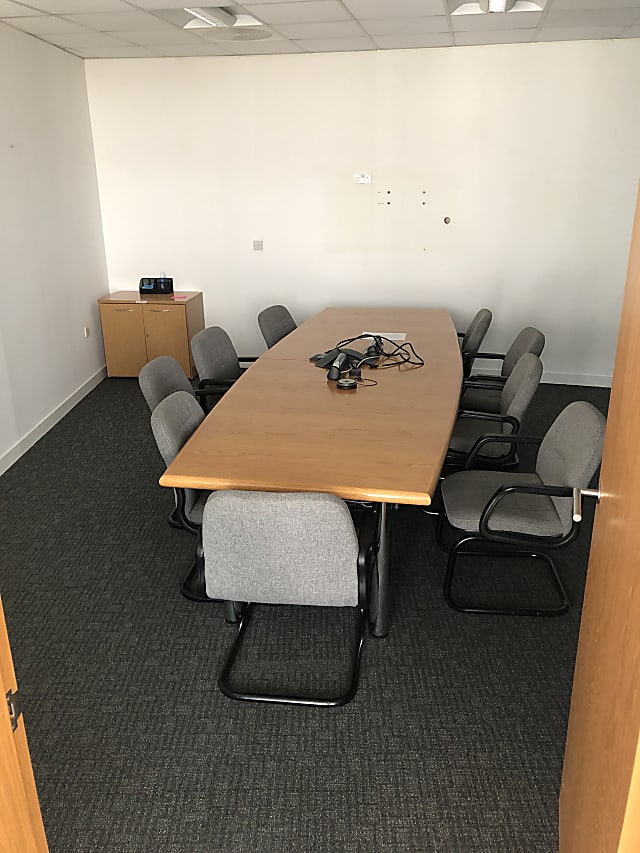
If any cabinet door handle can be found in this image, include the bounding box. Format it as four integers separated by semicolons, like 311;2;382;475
115;308;135;312
149;309;172;313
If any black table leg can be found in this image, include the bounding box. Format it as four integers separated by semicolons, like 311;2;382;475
370;502;391;637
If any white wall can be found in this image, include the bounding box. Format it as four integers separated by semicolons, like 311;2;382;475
85;40;640;385
0;24;109;474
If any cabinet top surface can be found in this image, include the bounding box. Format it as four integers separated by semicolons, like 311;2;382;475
98;291;201;304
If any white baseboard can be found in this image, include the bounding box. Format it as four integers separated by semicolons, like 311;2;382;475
0;366;107;477
541;372;612;388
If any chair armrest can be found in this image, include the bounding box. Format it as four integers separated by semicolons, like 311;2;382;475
457;410;519;428
479;484;575;545
473;351;506;362
465;433;542;468
461;378;505;391
198;378;236;390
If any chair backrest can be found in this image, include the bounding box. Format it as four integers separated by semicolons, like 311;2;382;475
191;326;242;383
139;356;194;412
150;390;204;467
257;305;297;349
461;308;492;356
536;401;607;531
202;491;359;607
501;327;546;378
499;352;543;429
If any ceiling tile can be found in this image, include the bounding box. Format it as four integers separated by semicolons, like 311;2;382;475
123;0;198;6
0;0;41;15
452;10;540;30
148;44;232;55
275;20;364;37
44;30;136;46
196;26;286;40
343;0;447;17
455;28;535;44
72;45;160;57
244;1;351;25
110;27;200;44
7;15;89;33
292;35;377;50
551;0;640;8
373;32;453;48
536;25;629;40
26;0;133;11
543;8;640;27
219;40;304;53
62;11;176;31
362;16;449;35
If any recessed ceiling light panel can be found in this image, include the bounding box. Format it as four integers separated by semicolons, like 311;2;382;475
451;0;542;14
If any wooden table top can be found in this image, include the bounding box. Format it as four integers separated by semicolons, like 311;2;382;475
160;307;462;505
98;291;201;304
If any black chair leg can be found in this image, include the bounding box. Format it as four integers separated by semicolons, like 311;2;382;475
168;505;183;529
218;604;367;707
181;533;215;602
444;535;570;617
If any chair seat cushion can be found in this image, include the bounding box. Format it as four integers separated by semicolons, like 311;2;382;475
448;416;510;458
441;470;566;537
459;386;502;414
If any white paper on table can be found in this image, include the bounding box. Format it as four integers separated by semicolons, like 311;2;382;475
362;331;407;341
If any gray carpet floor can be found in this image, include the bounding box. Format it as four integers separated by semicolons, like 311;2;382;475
0;379;608;853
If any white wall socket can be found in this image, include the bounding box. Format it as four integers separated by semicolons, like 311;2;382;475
354;173;372;184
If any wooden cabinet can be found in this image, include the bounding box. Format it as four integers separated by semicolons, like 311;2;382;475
98;291;205;378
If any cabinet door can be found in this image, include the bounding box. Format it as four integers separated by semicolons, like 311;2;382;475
142;304;191;376
99;303;148;377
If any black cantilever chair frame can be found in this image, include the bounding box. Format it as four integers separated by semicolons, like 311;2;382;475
436;473;575;618
445;410;521;470
436;399;607;617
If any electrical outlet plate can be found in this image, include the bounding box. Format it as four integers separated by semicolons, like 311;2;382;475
354;173;372;184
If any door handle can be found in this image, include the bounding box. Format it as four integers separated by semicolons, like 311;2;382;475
572;487;601;522
115;308;135;312
149;309;171;313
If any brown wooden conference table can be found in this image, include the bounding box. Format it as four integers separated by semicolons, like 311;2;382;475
160;306;462;636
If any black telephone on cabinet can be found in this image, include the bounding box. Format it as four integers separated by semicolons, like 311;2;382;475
139;277;174;295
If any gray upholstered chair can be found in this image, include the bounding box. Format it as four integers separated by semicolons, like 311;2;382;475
257;304;297;349
139;356;195;412
461;326;546;413
457;308;492;378
446;352;543;469
437;401;606;616
150;390;209;535
140;358;213;529
190;326;257;409
138;355;221;415
202;490;377;706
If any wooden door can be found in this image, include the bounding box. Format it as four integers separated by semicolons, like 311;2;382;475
99;303;148;377
142;304;191;376
0;598;48;853
559;185;640;851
